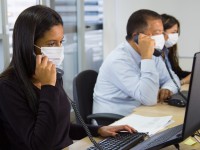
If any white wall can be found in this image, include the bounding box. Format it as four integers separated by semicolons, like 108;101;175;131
103;0;200;71
103;0;117;58
0;2;2;34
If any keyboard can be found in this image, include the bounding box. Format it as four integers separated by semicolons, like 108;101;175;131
87;132;147;150
131;124;183;150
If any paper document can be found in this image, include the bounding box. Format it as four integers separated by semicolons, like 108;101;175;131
112;114;173;136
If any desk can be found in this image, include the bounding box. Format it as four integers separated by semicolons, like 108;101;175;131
64;84;200;150
133;104;200;150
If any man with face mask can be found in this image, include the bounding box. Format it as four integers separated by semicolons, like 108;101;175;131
92;9;180;117
162;14;191;85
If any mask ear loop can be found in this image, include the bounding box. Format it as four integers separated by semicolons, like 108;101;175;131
33;44;44;56
34;44;40;49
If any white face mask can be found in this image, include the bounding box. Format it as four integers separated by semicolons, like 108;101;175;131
34;45;64;67
165;33;179;48
151;34;165;50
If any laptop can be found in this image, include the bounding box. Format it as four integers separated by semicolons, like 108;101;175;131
131;52;200;150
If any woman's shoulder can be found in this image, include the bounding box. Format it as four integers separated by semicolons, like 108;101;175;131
0;71;22;91
0;72;26;105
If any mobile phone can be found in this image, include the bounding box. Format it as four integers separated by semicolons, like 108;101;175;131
133;35;162;57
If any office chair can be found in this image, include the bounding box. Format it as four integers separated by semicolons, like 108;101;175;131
73;70;124;125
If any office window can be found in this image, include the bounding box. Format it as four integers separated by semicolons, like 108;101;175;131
7;0;37;57
53;0;78;98
0;1;2;34
52;0;103;98
84;0;103;72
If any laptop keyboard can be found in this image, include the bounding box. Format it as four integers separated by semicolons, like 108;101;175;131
131;124;183;150
87;132;147;150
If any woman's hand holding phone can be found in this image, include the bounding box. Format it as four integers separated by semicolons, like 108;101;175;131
34;55;56;86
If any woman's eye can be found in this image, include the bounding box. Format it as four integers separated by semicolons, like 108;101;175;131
45;40;65;47
60;40;65;44
47;42;55;47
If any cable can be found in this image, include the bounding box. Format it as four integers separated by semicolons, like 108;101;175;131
197;130;200;136
174;143;180;150
164;57;187;102
194;131;200;137
191;132;200;143
194;135;200;143
67;95;103;150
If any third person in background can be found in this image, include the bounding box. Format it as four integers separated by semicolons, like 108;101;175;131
161;14;191;85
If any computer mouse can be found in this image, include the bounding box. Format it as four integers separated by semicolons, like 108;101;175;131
167;98;186;107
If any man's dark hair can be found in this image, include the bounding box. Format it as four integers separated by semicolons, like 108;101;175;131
126;9;161;40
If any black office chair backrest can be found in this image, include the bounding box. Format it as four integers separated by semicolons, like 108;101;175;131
73;70;98;124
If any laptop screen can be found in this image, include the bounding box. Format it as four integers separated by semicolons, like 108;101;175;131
183;52;200;139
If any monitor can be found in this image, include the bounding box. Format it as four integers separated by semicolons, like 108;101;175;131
183;52;200;139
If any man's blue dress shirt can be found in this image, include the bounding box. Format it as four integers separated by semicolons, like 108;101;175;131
93;41;180;116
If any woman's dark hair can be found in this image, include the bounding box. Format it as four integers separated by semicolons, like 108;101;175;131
126;9;162;40
161;14;182;75
0;5;63;114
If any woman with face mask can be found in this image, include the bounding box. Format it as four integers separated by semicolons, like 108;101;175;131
0;5;136;150
161;14;191;85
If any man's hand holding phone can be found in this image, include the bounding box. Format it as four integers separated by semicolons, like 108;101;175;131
34;55;56;86
138;34;155;59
